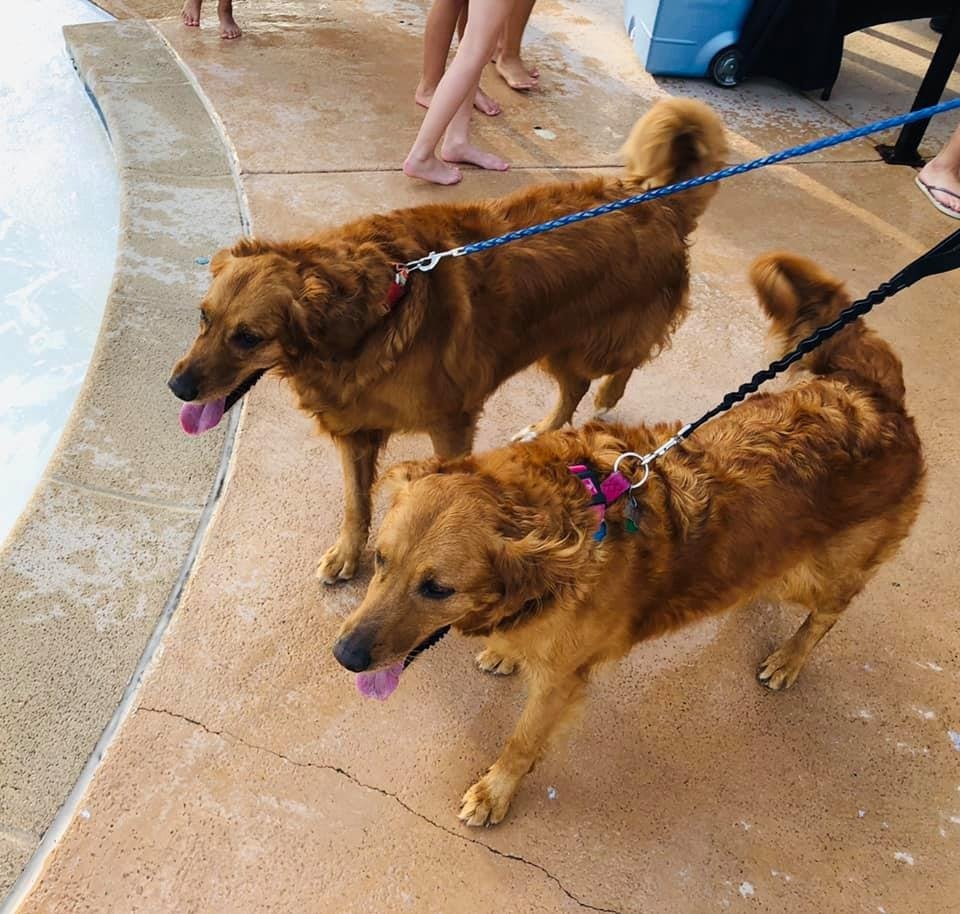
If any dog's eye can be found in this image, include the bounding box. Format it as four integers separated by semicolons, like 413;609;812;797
419;578;454;600
232;328;262;349
374;550;386;569
199;309;209;326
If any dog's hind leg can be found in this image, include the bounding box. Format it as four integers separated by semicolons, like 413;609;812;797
757;601;847;692
758;518;903;690
512;359;589;443
593;366;633;418
317;429;387;584
429;413;478;459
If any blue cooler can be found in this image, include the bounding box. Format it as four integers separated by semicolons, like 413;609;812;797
624;0;752;86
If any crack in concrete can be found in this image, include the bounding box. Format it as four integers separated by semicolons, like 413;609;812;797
139;706;622;914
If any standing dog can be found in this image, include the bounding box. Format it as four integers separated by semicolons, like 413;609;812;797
167;99;726;583
333;252;925;825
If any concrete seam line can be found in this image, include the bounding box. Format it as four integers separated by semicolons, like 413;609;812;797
0;828;36;850
47;475;206;514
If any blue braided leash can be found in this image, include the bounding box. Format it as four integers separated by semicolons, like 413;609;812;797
403;97;960;274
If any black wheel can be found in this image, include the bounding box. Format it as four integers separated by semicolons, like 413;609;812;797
710;47;743;88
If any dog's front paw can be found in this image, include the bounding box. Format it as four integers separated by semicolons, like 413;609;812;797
757;646;804;691
459;771;516;827
316;537;362;584
475;648;517;676
510;424;539;444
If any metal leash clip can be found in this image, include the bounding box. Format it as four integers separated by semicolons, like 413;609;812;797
405;251;446;274
613;423;693;491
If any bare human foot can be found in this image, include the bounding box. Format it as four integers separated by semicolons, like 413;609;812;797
492;45;539;79
441;140;509;172
217;0;241;38
219;13;241;38
181;0;200;27
918;159;960;214
495;54;539;90
472;86;502;116
403;153;462;185
415;83;502;117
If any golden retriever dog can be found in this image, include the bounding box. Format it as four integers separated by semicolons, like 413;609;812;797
333;252;925;826
167;98;726;583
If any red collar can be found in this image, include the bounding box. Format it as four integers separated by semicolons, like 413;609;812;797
386;265;409;310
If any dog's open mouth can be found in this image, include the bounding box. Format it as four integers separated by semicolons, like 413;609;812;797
179;369;267;436
356;625;450;701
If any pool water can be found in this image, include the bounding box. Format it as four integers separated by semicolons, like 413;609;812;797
0;0;119;543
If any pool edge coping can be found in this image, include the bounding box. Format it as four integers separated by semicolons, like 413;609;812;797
0;20;251;910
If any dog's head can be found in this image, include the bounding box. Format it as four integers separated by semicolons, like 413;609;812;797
167;236;392;435
333;458;584;699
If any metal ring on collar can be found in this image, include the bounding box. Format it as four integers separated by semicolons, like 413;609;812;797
612;452;652;490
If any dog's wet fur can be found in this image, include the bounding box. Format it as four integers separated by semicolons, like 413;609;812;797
335;252;925;826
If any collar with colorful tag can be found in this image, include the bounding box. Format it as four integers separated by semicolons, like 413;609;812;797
568;464;638;541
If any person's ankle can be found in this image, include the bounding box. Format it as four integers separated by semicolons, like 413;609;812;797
405;148;434;166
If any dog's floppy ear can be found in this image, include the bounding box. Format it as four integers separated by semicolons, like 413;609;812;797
301;242;390;312
292;274;334;336
290;245;387;356
491;503;584;608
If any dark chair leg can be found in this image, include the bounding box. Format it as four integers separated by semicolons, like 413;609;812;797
878;6;960;165
819;36;845;102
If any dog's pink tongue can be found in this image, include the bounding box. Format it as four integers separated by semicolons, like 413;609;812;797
356;662;403;701
179;398;226;436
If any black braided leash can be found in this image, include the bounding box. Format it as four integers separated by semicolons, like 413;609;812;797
618;228;960;479
395;232;960;665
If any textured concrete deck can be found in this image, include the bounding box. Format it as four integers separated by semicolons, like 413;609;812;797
3;2;960;911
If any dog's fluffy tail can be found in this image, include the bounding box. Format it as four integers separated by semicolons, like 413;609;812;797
751;252;907;407
620;98;727;224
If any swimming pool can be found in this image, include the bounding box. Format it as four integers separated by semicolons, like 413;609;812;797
0;0;119;543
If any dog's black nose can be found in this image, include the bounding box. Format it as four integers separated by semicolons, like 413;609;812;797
168;370;199;402
333;634;373;672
